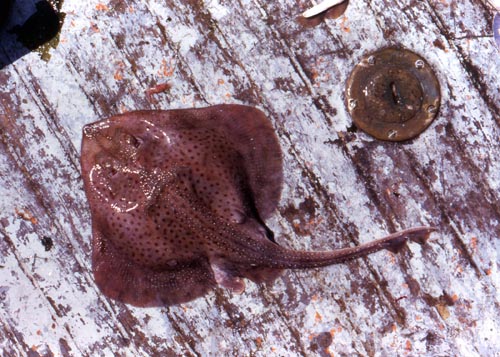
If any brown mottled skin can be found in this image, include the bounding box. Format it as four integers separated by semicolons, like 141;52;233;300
81;104;434;307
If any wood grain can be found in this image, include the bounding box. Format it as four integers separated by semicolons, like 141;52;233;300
1;0;499;355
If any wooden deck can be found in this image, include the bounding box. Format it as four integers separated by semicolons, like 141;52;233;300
1;0;499;355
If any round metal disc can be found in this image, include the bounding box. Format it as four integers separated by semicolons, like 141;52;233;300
345;47;440;141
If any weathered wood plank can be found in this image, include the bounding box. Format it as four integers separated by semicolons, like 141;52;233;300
1;0;499;355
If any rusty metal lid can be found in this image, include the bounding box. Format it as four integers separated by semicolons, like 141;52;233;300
345;47;440;141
